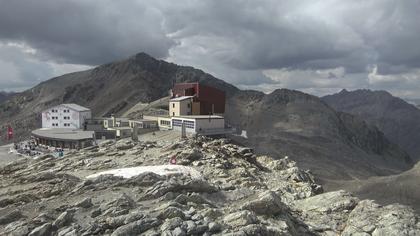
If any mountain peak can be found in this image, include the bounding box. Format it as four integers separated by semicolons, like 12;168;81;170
129;52;159;65
133;52;154;59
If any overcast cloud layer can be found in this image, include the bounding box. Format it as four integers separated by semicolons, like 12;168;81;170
0;0;420;99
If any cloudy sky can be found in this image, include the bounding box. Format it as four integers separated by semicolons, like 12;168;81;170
1;0;420;99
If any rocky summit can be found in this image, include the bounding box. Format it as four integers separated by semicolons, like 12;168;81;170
0;132;418;235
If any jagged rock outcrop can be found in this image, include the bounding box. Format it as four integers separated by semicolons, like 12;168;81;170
0;135;418;235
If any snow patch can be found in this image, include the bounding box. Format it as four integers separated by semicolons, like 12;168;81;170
86;165;203;180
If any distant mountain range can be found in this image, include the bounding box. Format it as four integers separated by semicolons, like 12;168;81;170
0;91;16;104
323;89;420;161
0;53;413;183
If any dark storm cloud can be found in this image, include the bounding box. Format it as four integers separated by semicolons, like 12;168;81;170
162;0;420;74
0;0;175;65
1;0;420;98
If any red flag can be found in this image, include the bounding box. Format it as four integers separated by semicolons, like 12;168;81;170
7;126;13;140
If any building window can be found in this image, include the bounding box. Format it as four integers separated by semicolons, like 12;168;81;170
187;103;191;108
172;103;175;108
184;120;195;129
160;120;171;126
172;119;182;127
172;119;194;129
172;112;175;116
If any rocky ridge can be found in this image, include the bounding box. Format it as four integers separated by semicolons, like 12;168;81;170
0;53;413;183
0;134;418;235
323;89;420;160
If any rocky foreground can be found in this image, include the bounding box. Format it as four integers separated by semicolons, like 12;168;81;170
0;135;419;235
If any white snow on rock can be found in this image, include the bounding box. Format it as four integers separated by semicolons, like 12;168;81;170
86;165;203;180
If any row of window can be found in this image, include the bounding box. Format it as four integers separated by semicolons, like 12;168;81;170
172;119;195;129
52;116;71;120
52;123;71;127
51;109;71;113
160;120;171;126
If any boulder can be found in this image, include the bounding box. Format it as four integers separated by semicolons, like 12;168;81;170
53;211;73;228
157;207;186;220
178;149;203;165
4;221;30;236
241;191;287;216
28;223;52;236
74;197;93;208
142;177;217;200
237;147;252;155
57;226;79;236
223;210;258;228
111;218;161;236
172;227;186;236
208;222;222;232
106;210;144;229
160;217;184;231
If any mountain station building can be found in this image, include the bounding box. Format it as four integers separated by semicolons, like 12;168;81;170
42;103;91;129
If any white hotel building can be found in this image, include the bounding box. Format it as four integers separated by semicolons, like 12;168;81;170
41;104;91;129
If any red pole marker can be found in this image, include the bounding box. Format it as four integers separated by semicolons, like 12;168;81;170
170;156;177;165
7;126;13;140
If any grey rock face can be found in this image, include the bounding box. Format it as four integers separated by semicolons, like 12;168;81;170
294;190;359;233
0;210;22;225
241;191;287;216
157;207;186;220
74;197;93;208
223;210;259;228
111;218;161;236
0;135;418;236
28;223;52;236
342;200;419;236
52;211;74;229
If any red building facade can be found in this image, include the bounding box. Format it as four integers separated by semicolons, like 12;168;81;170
172;83;226;115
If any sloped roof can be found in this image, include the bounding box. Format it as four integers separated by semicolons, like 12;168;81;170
170;96;194;102
62;103;91;112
